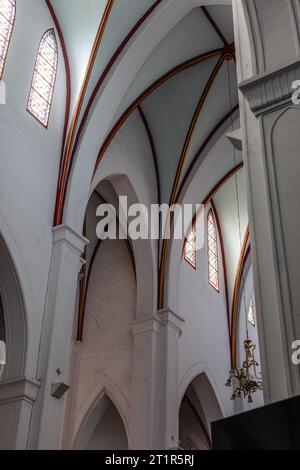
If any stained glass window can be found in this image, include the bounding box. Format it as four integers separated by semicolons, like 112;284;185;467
0;0;16;79
184;223;196;269
27;29;57;127
248;299;255;327
207;210;219;292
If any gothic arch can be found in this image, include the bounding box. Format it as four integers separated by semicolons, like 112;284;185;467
73;378;130;450
179;363;225;417
61;0;232;233
0;221;28;379
166;163;243;316
90;172;157;319
179;369;224;450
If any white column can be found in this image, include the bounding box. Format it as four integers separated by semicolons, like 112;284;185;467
30;225;88;449
0;378;40;449
130;309;184;450
131;315;160;450
156;309;184;450
233;0;300;403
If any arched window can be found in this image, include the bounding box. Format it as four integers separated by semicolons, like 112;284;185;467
0;0;16;79
184;222;196;269
207;210;219;292
248;299;255;327
27;29;57;128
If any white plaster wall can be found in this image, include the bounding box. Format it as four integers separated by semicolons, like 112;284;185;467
214;169;248;310
87;399;128;450
237;264;264;411
177;204;233;418
0;0;66;377
70;237;136;443
91;109;158;207
166;122;248;418
175;186;251;418
167;118;242;314
91;110;158;316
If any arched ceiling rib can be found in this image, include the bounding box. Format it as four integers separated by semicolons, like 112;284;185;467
94;47;225;173
115;6;225;125
93;5;237;208
49;0;237;241
78;0;161;124
46;0;244;316
181;59;238;184
139;55;221;204
177;104;239;203
49;0;163;140
50;0;164;225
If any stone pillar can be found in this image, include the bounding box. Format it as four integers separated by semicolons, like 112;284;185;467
233;0;300;403
131;315;160;450
131;309;184;450
0;378;40;449
30;225;88;449
155;309;184;450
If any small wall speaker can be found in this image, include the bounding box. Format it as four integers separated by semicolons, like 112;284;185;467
51;382;70;399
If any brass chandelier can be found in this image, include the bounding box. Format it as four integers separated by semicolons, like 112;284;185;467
226;339;263;403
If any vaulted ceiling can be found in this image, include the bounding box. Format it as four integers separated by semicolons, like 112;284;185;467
48;0;238;224
48;0;248;343
108;3;238;205
50;0;160;126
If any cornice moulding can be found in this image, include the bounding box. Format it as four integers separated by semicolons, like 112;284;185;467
52;224;89;255
0;377;41;405
239;58;300;116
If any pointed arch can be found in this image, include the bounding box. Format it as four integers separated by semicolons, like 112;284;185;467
0;233;27;379
207;209;219;292
183;223;196;269
27;29;58;128
73;380;130;450
179;371;223;450
248;298;255;327
0;0;16;79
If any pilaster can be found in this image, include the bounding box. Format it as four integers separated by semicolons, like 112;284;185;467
31;225;88;449
237;46;300;401
0;377;40;449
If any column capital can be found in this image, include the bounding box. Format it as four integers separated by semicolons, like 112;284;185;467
240;59;300;116
131;315;161;337
156;308;185;336
0;377;41;405
52;224;89;256
132;310;185;337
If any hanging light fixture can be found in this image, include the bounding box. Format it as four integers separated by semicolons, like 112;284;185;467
226;340;263;403
225;61;263;403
